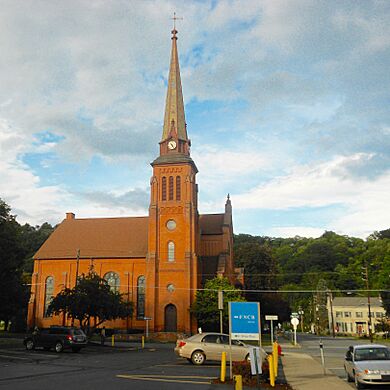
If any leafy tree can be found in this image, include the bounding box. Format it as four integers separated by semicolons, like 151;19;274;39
48;272;133;334
0;199;29;331
369;229;390;240
190;277;245;332
19;222;54;274
375;318;390;336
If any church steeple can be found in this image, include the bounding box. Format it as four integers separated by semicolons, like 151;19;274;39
158;28;190;158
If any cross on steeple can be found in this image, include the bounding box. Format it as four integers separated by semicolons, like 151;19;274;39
171;12;183;37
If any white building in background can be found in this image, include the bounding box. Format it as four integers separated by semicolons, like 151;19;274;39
327;297;386;335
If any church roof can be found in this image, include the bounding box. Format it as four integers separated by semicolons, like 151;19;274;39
34;216;149;260
161;28;187;142
199;214;225;235
34;213;227;260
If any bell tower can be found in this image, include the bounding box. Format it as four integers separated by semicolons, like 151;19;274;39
146;27;199;334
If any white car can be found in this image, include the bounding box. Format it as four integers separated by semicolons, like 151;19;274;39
344;344;390;389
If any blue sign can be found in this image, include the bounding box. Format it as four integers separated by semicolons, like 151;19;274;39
229;302;260;340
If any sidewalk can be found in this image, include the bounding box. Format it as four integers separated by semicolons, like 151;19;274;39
279;342;351;390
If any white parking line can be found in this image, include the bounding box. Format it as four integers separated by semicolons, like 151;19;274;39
117;374;212;385
0;354;30;360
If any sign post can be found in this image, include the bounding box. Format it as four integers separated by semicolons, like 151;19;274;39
291;317;299;345
218;290;223;334
229;302;261;380
265;315;278;343
144;316;152;339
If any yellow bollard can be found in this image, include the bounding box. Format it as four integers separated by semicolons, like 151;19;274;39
273;342;278;377
268;354;275;387
111;334;115;347
141;335;145;349
233;374;242;390
220;352;226;382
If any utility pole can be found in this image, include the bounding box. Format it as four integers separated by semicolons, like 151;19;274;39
362;264;373;343
328;290;335;338
71;249;80;327
75;249;80;285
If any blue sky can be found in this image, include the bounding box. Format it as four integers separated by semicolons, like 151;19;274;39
0;0;389;238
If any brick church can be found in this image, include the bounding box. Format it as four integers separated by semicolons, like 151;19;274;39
27;28;235;334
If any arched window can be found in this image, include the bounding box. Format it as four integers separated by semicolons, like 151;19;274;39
162;176;167;201
104;272;120;293
176;176;181;200
168;241;175;262
169;176;174;200
44;276;54;317
137;276;145;319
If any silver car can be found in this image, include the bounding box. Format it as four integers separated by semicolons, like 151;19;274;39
344;344;390;389
174;332;266;365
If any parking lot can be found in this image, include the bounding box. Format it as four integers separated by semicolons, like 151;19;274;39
0;341;230;390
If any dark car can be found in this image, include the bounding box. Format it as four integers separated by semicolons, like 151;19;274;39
24;326;88;353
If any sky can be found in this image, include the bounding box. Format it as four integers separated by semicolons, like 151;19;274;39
0;0;389;239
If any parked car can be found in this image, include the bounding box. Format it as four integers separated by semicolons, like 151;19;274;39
344;344;390;388
174;332;267;365
24;326;88;353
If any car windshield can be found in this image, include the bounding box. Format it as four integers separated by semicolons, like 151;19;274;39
73;329;84;335
354;348;390;361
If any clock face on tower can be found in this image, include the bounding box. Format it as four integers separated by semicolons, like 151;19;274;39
168;140;177;150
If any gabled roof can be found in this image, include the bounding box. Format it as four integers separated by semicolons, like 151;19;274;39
332;297;383;308
199;214;225;235
34;216;149;260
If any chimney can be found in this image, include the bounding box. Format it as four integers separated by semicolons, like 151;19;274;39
66;212;75;220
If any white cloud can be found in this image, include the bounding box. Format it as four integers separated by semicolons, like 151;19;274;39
266;226;325;238
233;153;390;237
0;120;66;224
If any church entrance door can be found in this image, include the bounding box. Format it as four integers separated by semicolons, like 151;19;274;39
164;304;177;332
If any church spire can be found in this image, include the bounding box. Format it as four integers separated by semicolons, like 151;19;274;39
161;27;188;142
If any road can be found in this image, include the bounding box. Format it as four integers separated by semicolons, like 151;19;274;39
0;341;229;390
293;332;390;389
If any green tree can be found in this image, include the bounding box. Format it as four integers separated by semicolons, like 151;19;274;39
48;272;133;334
0;199;29;331
19;222;54;274
190;277;245;332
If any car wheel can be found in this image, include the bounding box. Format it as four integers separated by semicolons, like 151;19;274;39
55;341;64;353
354;373;365;389
71;347;81;353
191;350;205;365
25;339;35;351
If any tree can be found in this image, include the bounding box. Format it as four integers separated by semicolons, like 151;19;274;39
0;199;29;331
190;277;245;332
369;229;390;240
19;222;54;274
48;272;133;334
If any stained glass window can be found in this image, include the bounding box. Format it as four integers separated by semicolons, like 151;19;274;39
168;241;175;262
104;272;120;293
137;276;145;319
44;276;54;317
